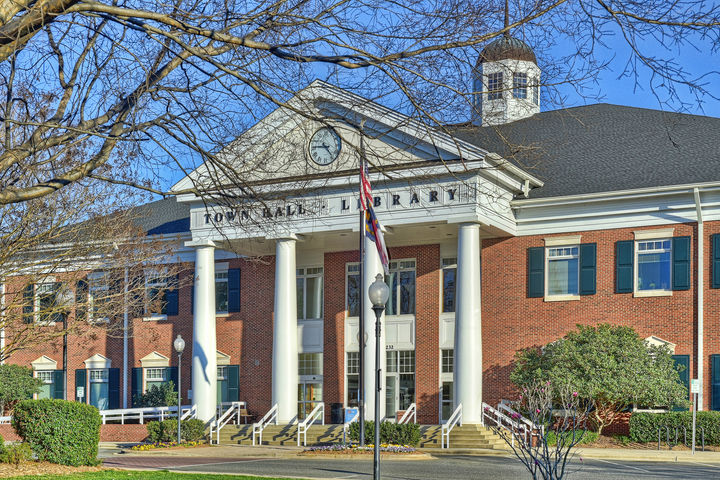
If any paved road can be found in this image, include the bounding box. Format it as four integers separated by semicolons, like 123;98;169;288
104;454;720;479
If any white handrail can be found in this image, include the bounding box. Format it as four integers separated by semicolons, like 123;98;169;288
497;403;536;431
482;402;522;447
180;404;197;421
297;403;325;446
0;416;11;424
342;408;359;443
211;401;244;445
398;403;416;424
252;403;278;446
441;403;462;449
98;405;193;424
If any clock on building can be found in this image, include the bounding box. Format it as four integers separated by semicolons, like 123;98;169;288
308;126;341;166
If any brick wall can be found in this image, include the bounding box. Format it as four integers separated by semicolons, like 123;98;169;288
0;424;148;443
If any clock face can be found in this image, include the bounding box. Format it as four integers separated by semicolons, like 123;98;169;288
308;127;341;166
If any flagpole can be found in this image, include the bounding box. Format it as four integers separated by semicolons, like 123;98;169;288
358;207;365;447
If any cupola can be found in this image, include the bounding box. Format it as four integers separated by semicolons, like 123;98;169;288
471;34;541;126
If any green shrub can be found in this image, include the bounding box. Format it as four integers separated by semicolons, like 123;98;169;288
0;364;43;415
134;382;178;408
0;442;32;468
630;411;720;445
12;399;101;466
545;429;598;446
347;421;421;446
146;418;206;443
0;433;5;456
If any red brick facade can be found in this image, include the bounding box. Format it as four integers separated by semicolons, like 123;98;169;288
4;221;717;430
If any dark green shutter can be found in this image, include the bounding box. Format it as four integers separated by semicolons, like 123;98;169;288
52;370;65;399
671;355;690;411
131;367;143;407
713;234;720;289
712;355;720;411
527;247;544;298
75;369;87;402
616;240;634;293
22;284;34;323
228;364;240;401
165;275;179;316
672;236;691;291
108;368;120;409
579;243;597;295
76;279;88;321
228;268;241;312
166;366;178;390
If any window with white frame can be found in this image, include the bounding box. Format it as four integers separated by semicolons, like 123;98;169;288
299;352;322;376
386;260;416;315
513;72;528;99
487;72;503;100
88;272;110;323
636;239;671;291
216;271;229;313
442;258;457;313
145;367;166;391
27;282;61;324
346;263;360;317
297;267;323;320
532;78;539;105
36;370;54;399
89;369;109;410
546;246;579;296
145;271;168;316
346;351;359;407
441;349;454;374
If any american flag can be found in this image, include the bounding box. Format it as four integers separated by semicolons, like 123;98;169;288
359;136;373;211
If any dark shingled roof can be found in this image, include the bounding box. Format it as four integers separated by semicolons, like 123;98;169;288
130;197;190;235
450;104;720;199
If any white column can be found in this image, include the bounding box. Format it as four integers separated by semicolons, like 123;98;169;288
189;240;217;423
273;237;299;424
454;223;482;423
362;234;386;421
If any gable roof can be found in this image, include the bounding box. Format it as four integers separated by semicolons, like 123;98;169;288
129;197;190;235
450;104;720;199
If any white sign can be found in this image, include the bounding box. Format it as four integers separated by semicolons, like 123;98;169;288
76;386;85;398
691;379;700;394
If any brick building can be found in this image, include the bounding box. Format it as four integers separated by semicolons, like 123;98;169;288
4;36;720;427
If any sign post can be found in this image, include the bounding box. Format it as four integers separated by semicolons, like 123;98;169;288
691;378;700;455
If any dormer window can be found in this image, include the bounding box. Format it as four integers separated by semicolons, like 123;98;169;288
487;72;503;100
513;73;528;99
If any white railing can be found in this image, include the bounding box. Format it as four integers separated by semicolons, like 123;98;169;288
398;403;416;424
0;416;11;424
482;402;543;447
297;403;325;446
210;401;245;445
180;404;197;421
252;403;278;446
342;408;359;443
441;403;462;449
99;405;194;424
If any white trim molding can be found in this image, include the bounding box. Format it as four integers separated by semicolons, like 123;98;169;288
139;351;170;368
84;353;111;370
544;235;582;246
634;228;675;240
31;355;58;370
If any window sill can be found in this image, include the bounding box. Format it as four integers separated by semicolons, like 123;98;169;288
143;315;168;322
544;295;580;302
216;312;230;318
634;290;672;298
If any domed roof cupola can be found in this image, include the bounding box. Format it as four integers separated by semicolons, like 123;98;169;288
477;36;537;65
471;5;541;126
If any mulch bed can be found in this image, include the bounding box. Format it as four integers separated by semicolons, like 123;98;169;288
0;462;105;478
584;435;720;451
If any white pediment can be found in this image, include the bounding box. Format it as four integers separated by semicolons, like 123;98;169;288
31;355;57;370
645;335;676;354
84;353;111;369
140;351;170;368
216;350;231;366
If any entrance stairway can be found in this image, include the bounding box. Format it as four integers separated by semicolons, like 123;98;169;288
216;423;508;450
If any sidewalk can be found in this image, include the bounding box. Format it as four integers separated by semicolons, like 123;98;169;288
575;447;720;464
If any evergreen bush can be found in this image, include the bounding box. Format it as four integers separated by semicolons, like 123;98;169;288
134;381;177;408
630;412;720;445
146;418;206;443
0;442;32;467
347;421;421;446
11;399;101;466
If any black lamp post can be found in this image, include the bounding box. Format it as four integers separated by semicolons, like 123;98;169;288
368;273;389;480
173;334;185;444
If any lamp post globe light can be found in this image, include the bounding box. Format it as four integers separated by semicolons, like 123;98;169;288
174;334;185;445
368;274;389;480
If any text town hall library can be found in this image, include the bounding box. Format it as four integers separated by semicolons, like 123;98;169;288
10;36;720;426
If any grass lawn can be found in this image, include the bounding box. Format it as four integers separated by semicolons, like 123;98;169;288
2;471;306;480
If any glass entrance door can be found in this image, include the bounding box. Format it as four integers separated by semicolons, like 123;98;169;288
298;382;323;420
385;350;415;419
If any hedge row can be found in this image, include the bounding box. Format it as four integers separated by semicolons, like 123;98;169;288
347;421;421;446
630;412;720;445
146;419;206;443
12;399;101;466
